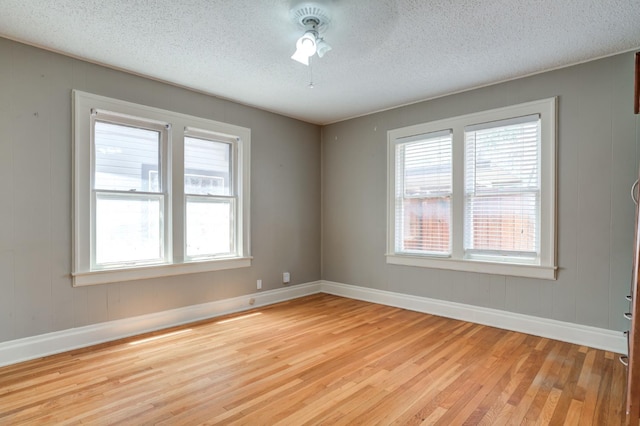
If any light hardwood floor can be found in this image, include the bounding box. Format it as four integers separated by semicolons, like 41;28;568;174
0;293;629;425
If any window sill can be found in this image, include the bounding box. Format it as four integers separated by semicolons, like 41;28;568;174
386;254;557;280
72;257;253;287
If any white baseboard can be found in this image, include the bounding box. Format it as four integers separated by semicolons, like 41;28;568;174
0;281;322;368
0;279;626;368
320;280;627;354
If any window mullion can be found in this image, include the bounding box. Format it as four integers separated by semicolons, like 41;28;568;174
170;124;184;264
451;125;465;259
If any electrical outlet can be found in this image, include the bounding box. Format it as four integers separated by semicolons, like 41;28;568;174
257;279;262;290
283;272;290;284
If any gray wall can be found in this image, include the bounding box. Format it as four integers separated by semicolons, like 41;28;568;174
322;52;640;332
1;36;637;344
0;38;321;343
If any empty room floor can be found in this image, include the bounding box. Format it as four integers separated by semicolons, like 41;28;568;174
0;293;628;424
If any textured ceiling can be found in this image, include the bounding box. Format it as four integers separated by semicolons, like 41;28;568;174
1;0;639;124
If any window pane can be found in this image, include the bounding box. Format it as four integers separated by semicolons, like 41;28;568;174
400;197;451;254
396;131;452;255
95;195;163;265
184;137;231;196
465;193;538;253
186;198;233;257
401;132;452;196
464;116;540;256
94;121;161;192
465;117;539;194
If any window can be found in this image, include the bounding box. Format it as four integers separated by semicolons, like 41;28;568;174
183;131;235;259
73;91;251;286
93;117;168;268
387;98;556;279
395;130;452;256
464;116;540;262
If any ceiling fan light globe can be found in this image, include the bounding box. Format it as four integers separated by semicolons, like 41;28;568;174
291;31;317;65
316;40;332;58
297;32;317;56
291;49;310;65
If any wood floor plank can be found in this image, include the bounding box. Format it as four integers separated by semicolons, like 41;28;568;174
578;349;603;424
535;387;562;425
0;294;629;424
547;344;585;424
522;341;568;422
608;354;628;425
565;399;584;424
475;352;535;425
505;341;561;424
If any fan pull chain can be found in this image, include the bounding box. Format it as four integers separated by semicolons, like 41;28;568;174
308;60;314;89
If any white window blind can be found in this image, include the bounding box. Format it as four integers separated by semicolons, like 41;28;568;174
464;114;541;260
387;98;556;279
395;130;452;255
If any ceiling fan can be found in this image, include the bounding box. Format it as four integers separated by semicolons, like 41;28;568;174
289;1;332;66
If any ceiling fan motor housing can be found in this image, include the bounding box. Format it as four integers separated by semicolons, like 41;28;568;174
290;1;331;33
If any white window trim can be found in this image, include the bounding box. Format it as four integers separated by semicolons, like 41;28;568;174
73;90;251;286
387;98;557;280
